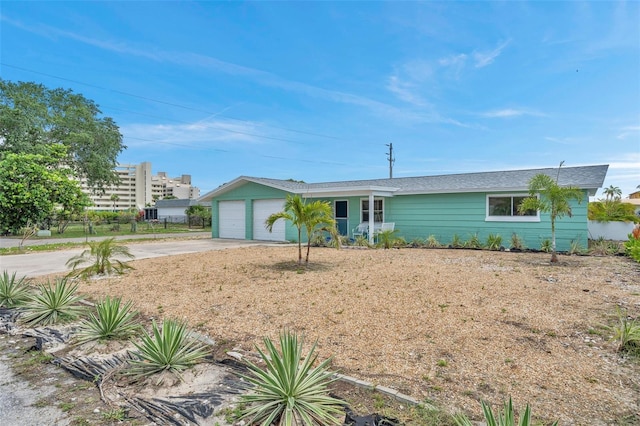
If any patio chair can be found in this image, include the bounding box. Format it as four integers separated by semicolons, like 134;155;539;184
374;222;395;242
352;223;369;239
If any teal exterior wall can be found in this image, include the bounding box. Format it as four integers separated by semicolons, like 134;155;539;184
383;191;588;251
212;182;590;251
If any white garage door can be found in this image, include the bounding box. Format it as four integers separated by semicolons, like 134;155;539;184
253;199;286;241
218;200;246;239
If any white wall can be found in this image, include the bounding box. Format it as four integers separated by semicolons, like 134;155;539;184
588;221;635;241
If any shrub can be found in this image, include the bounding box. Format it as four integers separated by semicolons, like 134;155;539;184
66;238;135;278
76;296;141;343
454;397;558;426
21;278;85;326
426;235;442;248
464;233;483;249
239;331;344;426
450;234;463;248
353;235;370;247
589;237;620;256
624;233;640;263
376;229;399;249
0;271;31;308
540;239;552;253
510;233;525;251
568;240;585;255
486;234;503;251
126;319;209;382
613;311;640;355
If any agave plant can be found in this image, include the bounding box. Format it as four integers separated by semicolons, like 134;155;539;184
450;234;463;248
21;278;85;326
239;331;344;426
486;234;503;251
66;238;135;279
613;311;640;355
426;235;442;248
0;270;32;307
126;319;209;381
454;397;558;426
76;296;142;343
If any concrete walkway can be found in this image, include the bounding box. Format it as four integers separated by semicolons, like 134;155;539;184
0;235;284;278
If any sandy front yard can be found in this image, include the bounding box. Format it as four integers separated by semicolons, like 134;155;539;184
70;245;640;425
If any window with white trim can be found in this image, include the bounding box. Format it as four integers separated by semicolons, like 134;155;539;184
486;194;538;222
361;199;383;223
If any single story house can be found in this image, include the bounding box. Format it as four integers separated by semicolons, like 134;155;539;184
152;199;207;223
198;165;608;251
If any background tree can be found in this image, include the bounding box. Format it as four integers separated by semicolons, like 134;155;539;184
603;185;622;201
110;194;120;211
0;144;90;234
0;79;125;193
265;194;336;264
185;204;211;227
518;171;584;263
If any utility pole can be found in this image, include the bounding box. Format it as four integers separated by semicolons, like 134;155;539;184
386;143;395;179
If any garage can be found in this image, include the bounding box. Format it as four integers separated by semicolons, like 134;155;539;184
253;199;286;241
218;200;246;239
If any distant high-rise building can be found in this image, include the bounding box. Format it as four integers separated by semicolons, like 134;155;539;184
79;162;200;211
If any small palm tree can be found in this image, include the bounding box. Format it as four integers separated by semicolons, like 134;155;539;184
66;237;135;278
519;166;583;263
603;185;622;201
265;195;337;264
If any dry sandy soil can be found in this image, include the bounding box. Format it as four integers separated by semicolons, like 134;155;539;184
68;245;640;425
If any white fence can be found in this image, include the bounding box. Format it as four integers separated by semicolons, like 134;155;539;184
588;220;635;241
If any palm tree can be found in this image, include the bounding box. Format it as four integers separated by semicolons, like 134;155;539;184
265;195;336;264
603;185;622;201
110;194;119;211
518;172;584;263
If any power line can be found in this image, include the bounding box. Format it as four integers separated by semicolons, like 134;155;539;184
0;62;344;141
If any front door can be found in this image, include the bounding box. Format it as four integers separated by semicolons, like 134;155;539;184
335;200;348;235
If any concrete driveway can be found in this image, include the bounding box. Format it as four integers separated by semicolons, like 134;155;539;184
0;236;282;278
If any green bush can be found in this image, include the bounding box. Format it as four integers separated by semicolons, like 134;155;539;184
239;331;344;426
126;319;209;382
450;234;463;248
614;310;640;355
426;235;442;248
624;234;640;263
454;397;558;426
76;296;141;343
0;271;31;308
21;278;85;326
510;233;525;251
486;234;503;251
464;233;483;249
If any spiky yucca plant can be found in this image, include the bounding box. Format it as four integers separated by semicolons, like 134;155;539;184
126;319;209;382
66;238;135;279
239;331;344;426
21;278;85;326
454;397;558;426
0;270;32;307
76;296;141;343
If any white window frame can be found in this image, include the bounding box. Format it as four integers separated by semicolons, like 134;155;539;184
360;198;384;223
485;194;540;222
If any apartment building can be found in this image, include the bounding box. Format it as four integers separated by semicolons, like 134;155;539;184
82;162;200;211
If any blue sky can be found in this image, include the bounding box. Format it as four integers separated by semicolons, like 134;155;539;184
1;1;638;196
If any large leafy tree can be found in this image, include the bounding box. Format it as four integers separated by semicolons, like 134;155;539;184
0;79;125;193
0;144;90;234
265;194;336;264
518;171;584;263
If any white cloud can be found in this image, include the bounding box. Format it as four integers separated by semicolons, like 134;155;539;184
473;40;510;68
617;125;640;140
482;108;545;118
120;119;265;150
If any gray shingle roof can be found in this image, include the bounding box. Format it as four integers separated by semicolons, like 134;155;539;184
200;165;608;200
252;165;607;193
